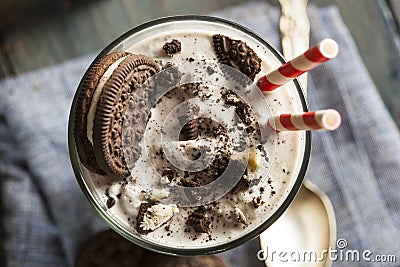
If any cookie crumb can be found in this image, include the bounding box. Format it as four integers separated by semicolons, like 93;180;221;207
187;206;211;234
163;39;181;55
106;197;115;209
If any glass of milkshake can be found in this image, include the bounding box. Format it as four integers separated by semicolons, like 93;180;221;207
68;15;311;255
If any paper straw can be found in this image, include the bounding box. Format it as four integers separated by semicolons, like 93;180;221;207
268;109;341;132
258;38;339;92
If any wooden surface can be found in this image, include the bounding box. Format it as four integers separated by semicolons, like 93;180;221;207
0;0;399;127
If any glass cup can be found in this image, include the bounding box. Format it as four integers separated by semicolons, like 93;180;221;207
68;15;310;256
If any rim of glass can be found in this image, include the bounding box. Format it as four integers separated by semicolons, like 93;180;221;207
68;14;311;256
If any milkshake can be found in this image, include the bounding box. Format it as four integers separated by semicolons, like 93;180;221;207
69;16;310;255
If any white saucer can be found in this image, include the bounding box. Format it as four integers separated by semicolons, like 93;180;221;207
259;180;336;267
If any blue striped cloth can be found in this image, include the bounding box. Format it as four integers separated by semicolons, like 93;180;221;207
1;2;399;266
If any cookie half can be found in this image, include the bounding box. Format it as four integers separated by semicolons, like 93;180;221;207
73;52;160;177
212;34;261;83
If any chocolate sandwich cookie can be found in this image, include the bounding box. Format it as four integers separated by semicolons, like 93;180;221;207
75;229;147;267
140;252;227;267
73;52;160;178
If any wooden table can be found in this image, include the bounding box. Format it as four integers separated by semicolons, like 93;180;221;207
0;0;399;127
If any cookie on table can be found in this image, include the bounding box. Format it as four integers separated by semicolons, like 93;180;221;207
140;252;227;267
75;229;147;267
75;230;228;267
73;52;160;178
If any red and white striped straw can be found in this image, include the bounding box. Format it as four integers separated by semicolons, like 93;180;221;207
268;109;341;132
258;38;339;92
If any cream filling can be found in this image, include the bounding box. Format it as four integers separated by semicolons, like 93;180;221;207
140;204;179;231
87;56;129;144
